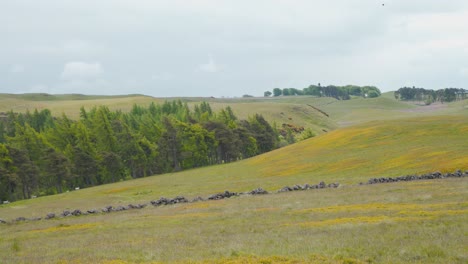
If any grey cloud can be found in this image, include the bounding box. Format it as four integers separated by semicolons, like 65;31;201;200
61;62;103;81
1;1;467;97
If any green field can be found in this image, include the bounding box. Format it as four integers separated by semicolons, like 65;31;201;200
0;93;467;263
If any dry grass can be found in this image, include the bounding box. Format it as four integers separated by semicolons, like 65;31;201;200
0;114;467;221
1;93;467;263
0;179;466;263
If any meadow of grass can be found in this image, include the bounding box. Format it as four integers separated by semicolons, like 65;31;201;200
0;94;161;119
0;114;466;220
0;178;466;263
1;93;467;263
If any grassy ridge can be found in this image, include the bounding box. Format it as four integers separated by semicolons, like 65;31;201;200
1;179;466;263
247;115;468;181
1;114;466;220
0;93;335;133
0;95;160;119
1;93;467;263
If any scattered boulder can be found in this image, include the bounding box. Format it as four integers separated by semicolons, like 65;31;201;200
71;209;82;216
172;196;189;204
151;196;188;206
61;210;71;217
101;206;113;213
87;209;99;214
367;169;467;185
151;197;169;206
249;188;268;195
207;191;238;200
15;217;27;222
318;181;326;189
191;196;204;202
292;185;303;191
279;186;293;192
45;213;55;219
0;219;6;224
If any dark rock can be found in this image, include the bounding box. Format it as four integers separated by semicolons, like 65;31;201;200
292;185;302;191
15;217;27;222
366;169;467;185
114;206;127;211
191;196;204;202
45;213;55;219
71;209;82;216
87;209;99;214
207;191;237;200
151;197;169;206
101;206;113;213
249;188;268;195
318;181;326;188
0;219;6;224
279;186;293;192
128;203;146;209
61;210;71;217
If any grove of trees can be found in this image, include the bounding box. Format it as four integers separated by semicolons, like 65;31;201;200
0;101;283;202
394;87;467;104
266;84;381;100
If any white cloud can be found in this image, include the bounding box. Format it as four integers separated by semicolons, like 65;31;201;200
18;84;50;94
61;61;103;80
460;68;468;77
1;1;468;96
198;56;222;73
151;72;174;81
10;64;25;73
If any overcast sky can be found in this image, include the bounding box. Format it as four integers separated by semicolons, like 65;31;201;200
1;0;468;97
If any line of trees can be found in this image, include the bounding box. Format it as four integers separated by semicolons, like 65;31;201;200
0;101;282;202
264;84;381;100
394;87;467;104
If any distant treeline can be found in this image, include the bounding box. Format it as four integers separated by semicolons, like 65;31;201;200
264;84;382;100
0;101;302;202
395;87;467;103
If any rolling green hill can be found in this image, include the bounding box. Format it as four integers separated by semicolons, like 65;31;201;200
0;93;467;263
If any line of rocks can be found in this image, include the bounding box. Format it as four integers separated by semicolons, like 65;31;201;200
366;170;467;185
0;182;337;224
1;170;466;224
278;182;339;192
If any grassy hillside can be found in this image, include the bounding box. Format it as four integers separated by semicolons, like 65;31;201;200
1;114;466;220
1;179;466;263
2;92;467;134
1;93;467;263
0;94;160;119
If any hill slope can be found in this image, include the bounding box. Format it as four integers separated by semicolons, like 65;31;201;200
1;114;466;220
1;94;467;263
